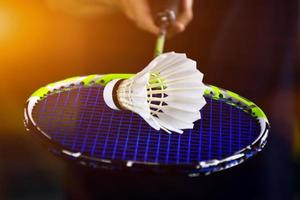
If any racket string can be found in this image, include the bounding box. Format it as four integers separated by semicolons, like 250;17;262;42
32;85;261;164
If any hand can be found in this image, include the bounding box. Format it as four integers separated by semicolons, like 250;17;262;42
116;0;194;36
46;0;194;36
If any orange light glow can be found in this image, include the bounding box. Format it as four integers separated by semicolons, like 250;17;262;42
0;8;16;42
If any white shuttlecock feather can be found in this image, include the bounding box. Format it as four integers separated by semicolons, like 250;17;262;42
103;52;206;134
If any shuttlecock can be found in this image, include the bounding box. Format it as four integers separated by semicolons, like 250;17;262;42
103;52;206;134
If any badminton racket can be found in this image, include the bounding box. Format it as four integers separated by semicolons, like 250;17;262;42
24;74;270;176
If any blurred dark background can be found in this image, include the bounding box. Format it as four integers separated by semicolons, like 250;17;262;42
0;0;299;199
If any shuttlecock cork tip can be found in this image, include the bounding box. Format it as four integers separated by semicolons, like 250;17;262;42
103;52;207;134
103;79;125;111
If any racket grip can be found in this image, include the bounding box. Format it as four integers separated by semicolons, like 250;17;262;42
149;0;180;29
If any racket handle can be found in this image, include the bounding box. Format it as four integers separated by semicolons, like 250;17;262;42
151;0;180;57
149;0;180;29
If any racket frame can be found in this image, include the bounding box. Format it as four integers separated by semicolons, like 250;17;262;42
24;74;270;176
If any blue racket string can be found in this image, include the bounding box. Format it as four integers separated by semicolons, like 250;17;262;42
32;85;261;164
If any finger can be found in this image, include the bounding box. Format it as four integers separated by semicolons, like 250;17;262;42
175;0;194;32
132;0;160;34
136;17;160;35
119;0;135;20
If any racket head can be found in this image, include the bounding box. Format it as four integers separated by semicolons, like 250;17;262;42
24;74;270;176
